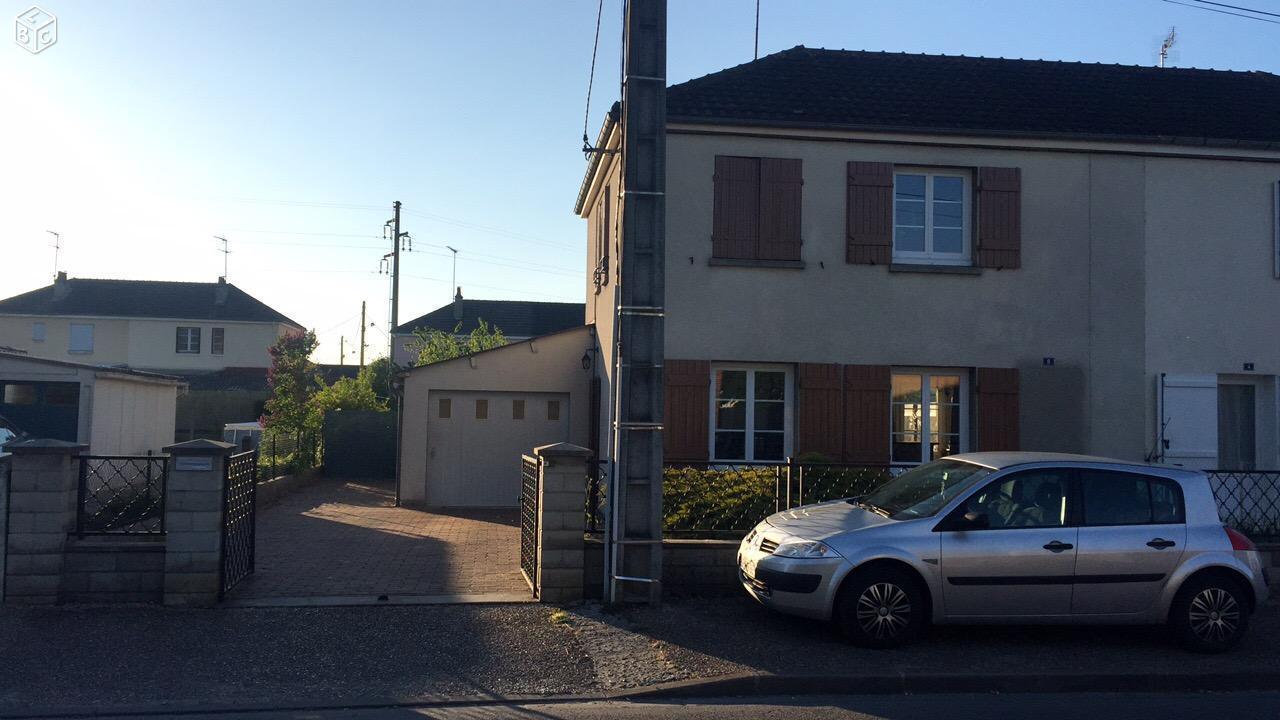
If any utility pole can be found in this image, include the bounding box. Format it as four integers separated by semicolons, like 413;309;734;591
359;301;367;367
46;230;60;279
385;201;411;368
607;0;666;605
446;245;459;301
339;336;345;366
215;235;230;280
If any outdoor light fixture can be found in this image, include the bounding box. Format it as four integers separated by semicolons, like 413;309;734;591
581;351;593;371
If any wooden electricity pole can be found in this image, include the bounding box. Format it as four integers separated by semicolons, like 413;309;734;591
359;301;367;367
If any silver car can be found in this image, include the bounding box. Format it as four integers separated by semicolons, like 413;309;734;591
738;452;1270;652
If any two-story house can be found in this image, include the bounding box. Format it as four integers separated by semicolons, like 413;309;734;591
578;47;1280;473
0;274;304;439
397;47;1280;507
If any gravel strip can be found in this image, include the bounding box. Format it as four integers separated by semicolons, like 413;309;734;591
560;604;688;689
0;604;595;714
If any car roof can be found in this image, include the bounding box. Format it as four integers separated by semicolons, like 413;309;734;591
945;451;1176;472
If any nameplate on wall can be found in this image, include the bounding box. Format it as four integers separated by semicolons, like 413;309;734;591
175;457;213;472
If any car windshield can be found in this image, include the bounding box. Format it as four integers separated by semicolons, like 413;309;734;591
855;460;993;520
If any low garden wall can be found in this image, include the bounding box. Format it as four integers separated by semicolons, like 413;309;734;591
255;466;325;508
583;536;740;598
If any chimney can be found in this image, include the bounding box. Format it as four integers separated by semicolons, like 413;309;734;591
52;271;70;301
452;286;463;321
214;276;229;306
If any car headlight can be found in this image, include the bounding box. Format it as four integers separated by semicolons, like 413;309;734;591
772;539;840;559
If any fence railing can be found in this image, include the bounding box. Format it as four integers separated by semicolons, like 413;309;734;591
1207;470;1280;541
76;455;168;535
257;429;321;481
586;460;897;538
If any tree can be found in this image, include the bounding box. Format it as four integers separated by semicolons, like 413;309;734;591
310;375;388;414
261;330;321;436
362;357;395;401
412;319;508;367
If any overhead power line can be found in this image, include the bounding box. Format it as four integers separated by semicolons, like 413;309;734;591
1194;0;1280;19
583;0;606;152
1161;0;1280;24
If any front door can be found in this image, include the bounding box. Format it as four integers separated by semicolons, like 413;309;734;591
939;469;1078;617
1071;470;1187;615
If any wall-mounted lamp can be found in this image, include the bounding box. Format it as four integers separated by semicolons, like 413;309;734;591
581;351;593;371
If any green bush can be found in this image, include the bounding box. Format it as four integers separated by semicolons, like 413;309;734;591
663;465;779;535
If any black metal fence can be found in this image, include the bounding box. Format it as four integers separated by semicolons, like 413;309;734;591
219;450;258;597
520;455;541;594
76;456;168;535
1208;470;1280;541
258;429;321;481
584;460;896;538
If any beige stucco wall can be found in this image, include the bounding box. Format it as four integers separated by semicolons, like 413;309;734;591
399;325;595;504
0;315;291;371
579;124;1280;461
88;375;179;455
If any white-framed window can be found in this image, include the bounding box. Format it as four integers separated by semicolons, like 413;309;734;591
32;322;45;342
176;326;201;354
710;364;793;462
893;170;971;265
68;323;93;354
211;327;225;355
891;370;968;465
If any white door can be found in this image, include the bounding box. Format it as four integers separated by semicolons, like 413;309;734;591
1158;374;1218;470
426;390;571;507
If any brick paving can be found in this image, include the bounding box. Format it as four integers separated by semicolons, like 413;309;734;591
227;477;529;602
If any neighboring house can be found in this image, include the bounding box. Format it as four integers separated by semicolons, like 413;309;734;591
0;273;304;440
399;47;1280;506
391;288;585;367
0;350;184;455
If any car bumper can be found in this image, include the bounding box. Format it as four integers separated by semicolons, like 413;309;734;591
738;544;847;621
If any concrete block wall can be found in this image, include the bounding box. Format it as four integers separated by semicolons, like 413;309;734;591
584;537;741;599
0;454;8;603
534;443;591;603
60;537;165;603
2;442;84;605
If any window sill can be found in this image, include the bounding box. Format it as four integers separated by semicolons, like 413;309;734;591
888;263;982;276
708;258;806;269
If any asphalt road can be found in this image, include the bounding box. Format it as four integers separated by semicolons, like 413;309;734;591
90;692;1280;719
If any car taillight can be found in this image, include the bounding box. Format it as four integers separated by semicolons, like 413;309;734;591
1224;527;1257;552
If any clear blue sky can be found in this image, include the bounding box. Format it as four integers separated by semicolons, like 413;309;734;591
2;0;1277;364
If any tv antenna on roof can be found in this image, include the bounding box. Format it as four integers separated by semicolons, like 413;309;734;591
46;230;60;279
1159;26;1176;68
215;235;230;281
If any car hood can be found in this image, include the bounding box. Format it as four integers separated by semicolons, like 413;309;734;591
765;500;894;540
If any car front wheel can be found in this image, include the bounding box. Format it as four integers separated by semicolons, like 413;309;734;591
1171;575;1250;653
835;567;927;648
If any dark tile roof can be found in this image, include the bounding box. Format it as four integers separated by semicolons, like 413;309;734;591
667;46;1280;147
0;278;303;327
394;299;584;338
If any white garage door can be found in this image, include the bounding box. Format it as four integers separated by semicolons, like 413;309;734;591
426;390;571;507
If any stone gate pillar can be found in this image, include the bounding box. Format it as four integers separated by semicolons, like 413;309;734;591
2;439;85;605
163;439;234;606
534;442;590;603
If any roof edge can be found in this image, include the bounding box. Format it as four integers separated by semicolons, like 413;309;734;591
401;324;594;375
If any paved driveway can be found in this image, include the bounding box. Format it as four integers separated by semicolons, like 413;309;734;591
226;477;529;604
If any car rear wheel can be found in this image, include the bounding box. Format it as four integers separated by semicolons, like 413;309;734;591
1170;574;1250;653
835;567;927;648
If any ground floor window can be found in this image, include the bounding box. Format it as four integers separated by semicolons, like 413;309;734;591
891;370;967;465
710;364;792;462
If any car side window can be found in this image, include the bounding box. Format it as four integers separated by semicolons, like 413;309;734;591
1080;470;1184;526
963;469;1071;529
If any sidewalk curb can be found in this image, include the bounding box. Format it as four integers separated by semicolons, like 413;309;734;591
3;671;1279;718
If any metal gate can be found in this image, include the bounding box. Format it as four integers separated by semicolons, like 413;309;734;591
519;454;540;595
219;450;258;598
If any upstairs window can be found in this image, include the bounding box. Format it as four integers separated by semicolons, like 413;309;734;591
32;322;45;342
176;326;201;354
712;156;803;263
211;327;225;355
69;323;93;354
593;187;611;292
893;171;970;265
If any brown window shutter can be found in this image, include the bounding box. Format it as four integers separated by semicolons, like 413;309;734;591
664;359;711;461
976;167;1022;269
797;363;842;460
846;162;894;265
758;158;803;261
842;364;891;463
976;367;1020;451
712;156;761;260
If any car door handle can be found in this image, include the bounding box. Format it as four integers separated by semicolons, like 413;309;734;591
1147;538;1176;549
1043;541;1074;552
